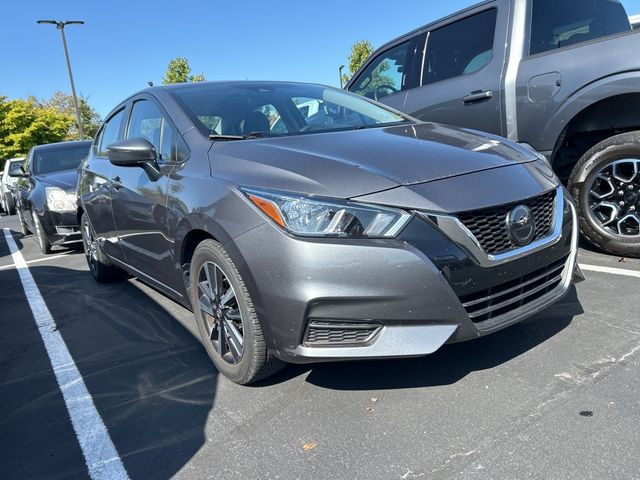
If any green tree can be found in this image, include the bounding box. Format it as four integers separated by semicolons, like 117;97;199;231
42;91;102;140
0;96;73;162
343;40;374;84
162;57;206;84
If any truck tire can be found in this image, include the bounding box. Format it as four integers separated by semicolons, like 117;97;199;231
568;131;640;258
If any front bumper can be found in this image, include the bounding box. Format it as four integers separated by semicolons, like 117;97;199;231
41;210;82;245
228;190;579;364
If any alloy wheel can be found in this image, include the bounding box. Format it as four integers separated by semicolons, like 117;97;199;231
82;220;98;272
33;213;45;249
197;261;244;365
588;159;640;237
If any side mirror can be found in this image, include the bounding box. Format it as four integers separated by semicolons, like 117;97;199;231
107;137;161;180
8;166;27;178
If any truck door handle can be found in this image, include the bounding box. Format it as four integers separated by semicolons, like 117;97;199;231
463;90;494;104
112;176;122;190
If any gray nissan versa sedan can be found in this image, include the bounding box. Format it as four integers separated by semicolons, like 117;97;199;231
78;81;583;384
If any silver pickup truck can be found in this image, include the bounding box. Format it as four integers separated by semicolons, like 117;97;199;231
347;0;640;257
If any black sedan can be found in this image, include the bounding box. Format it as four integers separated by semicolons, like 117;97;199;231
14;140;92;254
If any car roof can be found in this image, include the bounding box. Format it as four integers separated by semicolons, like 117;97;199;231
33;140;93;151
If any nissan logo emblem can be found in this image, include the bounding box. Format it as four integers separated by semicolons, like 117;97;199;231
507;205;536;246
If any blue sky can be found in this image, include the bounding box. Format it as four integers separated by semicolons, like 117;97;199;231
3;0;640;117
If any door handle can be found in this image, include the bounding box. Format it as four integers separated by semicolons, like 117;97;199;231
463;90;494;104
111;176;122;191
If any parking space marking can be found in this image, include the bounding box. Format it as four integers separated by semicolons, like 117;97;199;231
579;263;640;279
2;228;129;480
0;253;71;271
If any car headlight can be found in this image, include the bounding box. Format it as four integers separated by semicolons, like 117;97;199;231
46;187;76;212
241;188;411;238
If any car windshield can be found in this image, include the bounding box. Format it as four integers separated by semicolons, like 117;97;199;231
33;145;90;175
169;83;410;138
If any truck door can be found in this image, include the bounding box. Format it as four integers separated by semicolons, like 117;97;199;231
403;4;507;136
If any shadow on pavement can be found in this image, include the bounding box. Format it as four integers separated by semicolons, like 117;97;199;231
0;228;23;259
301;287;583;391
0;264;217;480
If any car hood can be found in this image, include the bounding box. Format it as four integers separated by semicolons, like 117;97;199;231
209;122;538;198
33;169;78;191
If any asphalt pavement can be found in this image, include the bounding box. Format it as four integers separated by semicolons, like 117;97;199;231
0;212;639;480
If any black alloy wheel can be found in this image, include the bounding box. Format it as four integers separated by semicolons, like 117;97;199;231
32;211;52;254
569;131;640;258
81;213;125;282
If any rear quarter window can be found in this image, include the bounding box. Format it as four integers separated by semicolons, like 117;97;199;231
530;0;631;55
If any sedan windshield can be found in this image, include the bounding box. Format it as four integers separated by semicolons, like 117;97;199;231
33;145;90;175
169;82;410;138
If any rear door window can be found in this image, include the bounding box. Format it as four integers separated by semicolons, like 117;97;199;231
423;8;497;85
530;0;630;55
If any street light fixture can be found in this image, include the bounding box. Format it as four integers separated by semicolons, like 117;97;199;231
339;65;345;89
37;20;86;140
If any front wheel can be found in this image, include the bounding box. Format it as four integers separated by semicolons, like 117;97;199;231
190;239;284;385
32;211;52;254
81;213;126;282
4;193;16;215
17;208;30;236
569;131;640;258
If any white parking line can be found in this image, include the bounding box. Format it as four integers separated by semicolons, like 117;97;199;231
0;253;70;271
2;228;129;480
579;263;640;279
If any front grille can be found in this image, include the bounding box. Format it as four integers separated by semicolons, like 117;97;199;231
304;321;381;347
457;190;556;255
459;255;568;324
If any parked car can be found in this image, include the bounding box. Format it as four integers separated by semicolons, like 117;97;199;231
78;81;582;384
13;141;91;253
1;157;25;215
630;14;640;29
347;0;640;257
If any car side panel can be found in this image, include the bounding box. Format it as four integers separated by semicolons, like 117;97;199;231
516;31;640;152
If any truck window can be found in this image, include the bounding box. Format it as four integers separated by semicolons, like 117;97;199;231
350;36;422;100
423;8;497;86
530;0;630;56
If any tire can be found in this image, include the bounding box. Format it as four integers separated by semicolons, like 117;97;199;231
81;213;126;282
190;239;284;385
4;193;16;216
32;211;52;254
17;208;30;236
568;131;640;258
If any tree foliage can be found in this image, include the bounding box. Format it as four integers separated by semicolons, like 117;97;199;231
162;57;206;84
343;40;374;84
0;96;73;163
43;91;102;139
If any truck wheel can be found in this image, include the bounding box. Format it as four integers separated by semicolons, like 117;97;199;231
568;131;640;258
190;239;284;385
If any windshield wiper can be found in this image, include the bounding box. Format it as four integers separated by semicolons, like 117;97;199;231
209;131;286;141
209;134;248;141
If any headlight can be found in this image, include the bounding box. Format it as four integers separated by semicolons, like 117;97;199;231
241;188;411;238
46;187;76;212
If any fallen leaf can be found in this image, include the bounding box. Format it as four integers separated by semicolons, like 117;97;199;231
303;442;318;451
365;405;375;412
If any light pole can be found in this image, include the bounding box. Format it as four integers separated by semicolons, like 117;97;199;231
339;65;345;89
37;20;85;140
